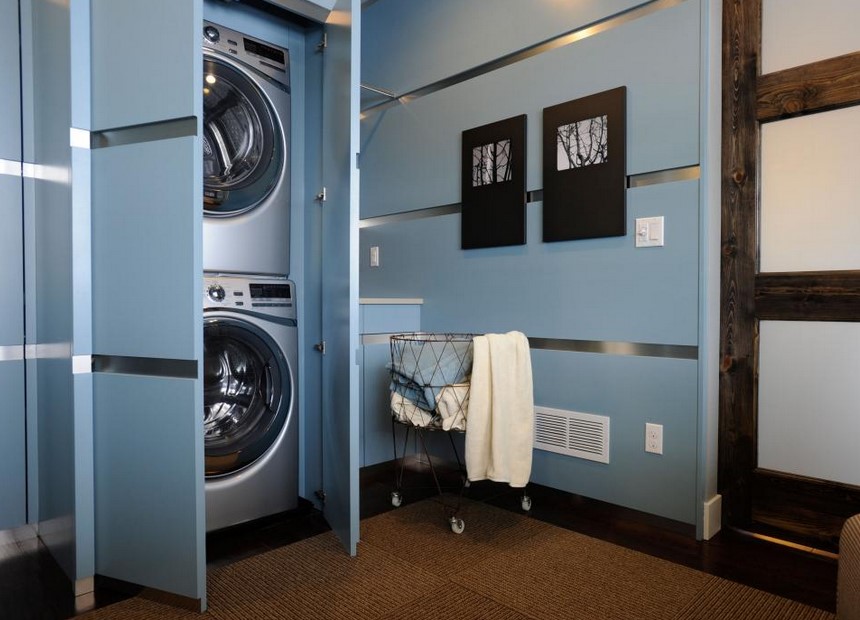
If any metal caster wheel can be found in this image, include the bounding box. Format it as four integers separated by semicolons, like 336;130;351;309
450;517;465;534
521;495;532;512
391;491;403;507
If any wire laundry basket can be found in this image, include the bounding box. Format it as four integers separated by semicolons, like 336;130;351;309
388;332;475;430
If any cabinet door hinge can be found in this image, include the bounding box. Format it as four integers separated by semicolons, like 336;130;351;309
317;32;327;51
316;187;327;203
314;341;326;355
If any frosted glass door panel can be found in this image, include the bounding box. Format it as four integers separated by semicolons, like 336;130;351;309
762;0;860;74
760;106;860;273
758;321;860;486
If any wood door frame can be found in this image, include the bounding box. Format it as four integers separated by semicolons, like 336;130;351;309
719;0;860;548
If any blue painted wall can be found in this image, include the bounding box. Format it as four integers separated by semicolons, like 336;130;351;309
360;0;718;526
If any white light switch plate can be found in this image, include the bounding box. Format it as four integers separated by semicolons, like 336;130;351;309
635;216;664;248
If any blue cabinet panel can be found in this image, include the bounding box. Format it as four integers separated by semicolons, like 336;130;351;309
0;177;23;346
0;361;26;530
361;344;397;467
90;0;198;128
0;0;21;161
360;0;700;218
91;137;197;361
94;373;204;600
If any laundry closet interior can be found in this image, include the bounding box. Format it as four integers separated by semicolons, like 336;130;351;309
1;0;360;610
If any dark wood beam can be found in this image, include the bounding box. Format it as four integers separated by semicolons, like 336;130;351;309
752;469;860;551
757;51;860;122
719;0;761;527
756;271;860;321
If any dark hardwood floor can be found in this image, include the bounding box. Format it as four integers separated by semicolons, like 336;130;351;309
0;459;838;619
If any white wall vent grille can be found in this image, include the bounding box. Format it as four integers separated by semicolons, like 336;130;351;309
534;406;610;464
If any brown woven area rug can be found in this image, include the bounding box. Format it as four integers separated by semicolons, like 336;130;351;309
80;498;834;619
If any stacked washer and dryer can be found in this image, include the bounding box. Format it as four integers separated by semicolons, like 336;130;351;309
201;21;298;532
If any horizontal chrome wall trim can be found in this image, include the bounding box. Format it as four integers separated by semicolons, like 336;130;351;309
628;165;700;188
70;116;198;150
359;165;700;229
0;158;22;177
362;333;396;346
359;203;461;228
362;0;687;114
0;345;24;362
529;337;697;360
362;334;696;360
91;355;198;379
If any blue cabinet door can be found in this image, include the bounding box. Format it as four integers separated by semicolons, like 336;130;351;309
320;0;360;555
0;0;26;534
75;0;206;607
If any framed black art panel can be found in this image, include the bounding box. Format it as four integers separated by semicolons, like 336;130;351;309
461;114;527;249
542;86;626;242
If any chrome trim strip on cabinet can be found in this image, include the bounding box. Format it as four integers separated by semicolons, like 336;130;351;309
70;116;198;150
0;345;24;361
529;337;698;360
91;355;198;379
0;524;37;545
361;0;688;114
25;342;72;359
0;158;22;177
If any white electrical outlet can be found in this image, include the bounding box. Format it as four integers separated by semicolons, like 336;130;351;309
370;245;380;267
645;423;663;455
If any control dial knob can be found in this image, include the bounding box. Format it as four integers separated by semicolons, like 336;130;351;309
208;285;226;302
204;25;220;43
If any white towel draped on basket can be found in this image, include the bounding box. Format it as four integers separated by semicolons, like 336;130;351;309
465;331;534;488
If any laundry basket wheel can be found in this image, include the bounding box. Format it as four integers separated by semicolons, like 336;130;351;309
521;495;532;512
450;517;465;534
390;491;402;508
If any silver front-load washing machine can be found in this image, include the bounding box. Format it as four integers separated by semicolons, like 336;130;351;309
204;275;298;531
202;22;291;277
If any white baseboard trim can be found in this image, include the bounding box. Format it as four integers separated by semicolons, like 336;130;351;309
703;494;722;540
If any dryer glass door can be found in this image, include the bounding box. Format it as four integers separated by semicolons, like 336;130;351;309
202;55;283;217
203;317;291;477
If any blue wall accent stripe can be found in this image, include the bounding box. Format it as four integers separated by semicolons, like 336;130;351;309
361;0;689;114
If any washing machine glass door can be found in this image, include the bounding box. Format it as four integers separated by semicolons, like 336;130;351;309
202;54;283;217
203;317;291;477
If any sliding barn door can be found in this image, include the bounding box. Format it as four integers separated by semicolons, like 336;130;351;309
720;0;860;549
320;0;361;554
73;0;206;605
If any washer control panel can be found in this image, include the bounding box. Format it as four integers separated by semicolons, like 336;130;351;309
204;276;295;319
202;20;290;90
